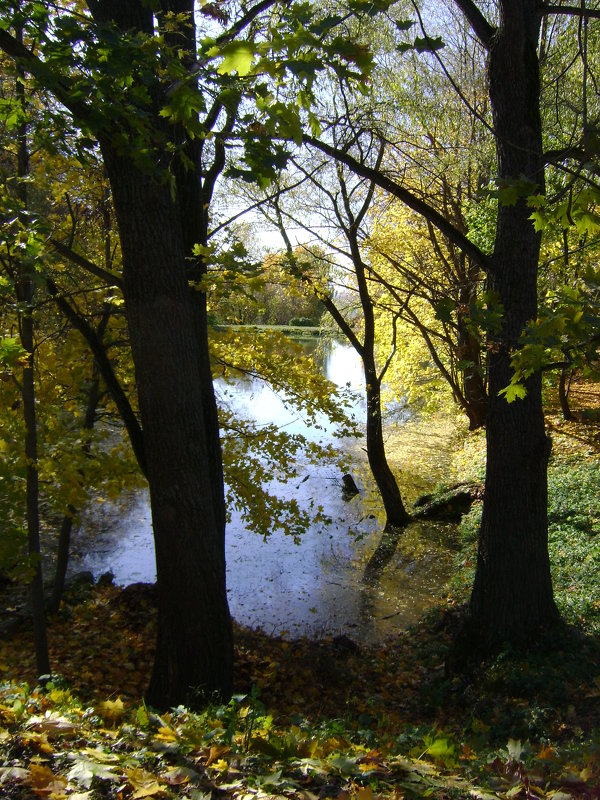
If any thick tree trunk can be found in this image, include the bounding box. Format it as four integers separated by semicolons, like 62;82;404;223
102;150;233;708
469;0;559;644
85;0;233;709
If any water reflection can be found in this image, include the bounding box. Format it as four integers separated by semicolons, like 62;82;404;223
71;337;455;643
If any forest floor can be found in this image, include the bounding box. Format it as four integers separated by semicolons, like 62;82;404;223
1;381;600;799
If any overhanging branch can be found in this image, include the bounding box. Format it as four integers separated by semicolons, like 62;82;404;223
304;135;491;275
51;239;124;290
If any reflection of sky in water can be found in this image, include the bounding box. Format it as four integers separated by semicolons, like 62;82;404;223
215;339;365;439
71;340;453;643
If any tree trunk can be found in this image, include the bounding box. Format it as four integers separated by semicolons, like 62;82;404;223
364;366;410;527
457;308;487;431
50;339;105;614
558;367;575;421
469;0;559;645
351;218;409;528
100;149;233;708
84;0;233;708
15;46;50;677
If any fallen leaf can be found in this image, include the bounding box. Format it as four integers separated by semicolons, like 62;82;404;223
205;744;230;766
27;713;78;739
28;763;68;797
162;765;199;786
155;725;178;741
67;755;120;788
127;767;165;798
99;697;125;722
537;745;555;760
0;766;29;783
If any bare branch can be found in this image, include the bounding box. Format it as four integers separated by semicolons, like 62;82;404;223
50;239;124;290
541;4;600;18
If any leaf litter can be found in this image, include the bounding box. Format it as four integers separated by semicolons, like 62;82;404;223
3;388;600;799
1;579;600;800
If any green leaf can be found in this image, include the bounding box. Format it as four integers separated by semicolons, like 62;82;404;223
499;382;528;403
414;35;445;53
216;43;255;76
434;297;455;323
574;211;600;236
0;337;26;368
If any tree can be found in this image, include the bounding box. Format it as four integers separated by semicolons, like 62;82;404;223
294;0;598;646
5;36;50;675
0;0;389;707
0;0;237;707
367;200;489;430
258;135;411;528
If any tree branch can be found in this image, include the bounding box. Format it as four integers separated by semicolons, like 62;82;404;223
451;0;495;48
51;239;124;290
0;29;93;128
541;4;600;18
304;135;490;274
46;279;146;476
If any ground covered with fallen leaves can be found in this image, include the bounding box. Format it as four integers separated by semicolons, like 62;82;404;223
1;581;600;800
2;383;600;799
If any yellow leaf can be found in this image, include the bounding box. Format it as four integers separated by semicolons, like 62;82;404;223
211;759;229;773
162;766;194;786
28;763;68;797
355;787;373;800
127;767;164;799
204;744;230;766
99;697;125;721
82;746;120;763
536;744;554;760
155;725;178;741
22;731;54;754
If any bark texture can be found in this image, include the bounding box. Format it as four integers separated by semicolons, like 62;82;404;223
469;0;559;644
87;0;233;707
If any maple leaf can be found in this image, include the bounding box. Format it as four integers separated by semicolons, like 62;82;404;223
127;767;165;798
28;763;68;797
98;696;125;721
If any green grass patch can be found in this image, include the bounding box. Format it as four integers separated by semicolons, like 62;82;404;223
453;455;600;634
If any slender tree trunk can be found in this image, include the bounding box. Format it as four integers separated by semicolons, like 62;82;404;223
456;310;487;431
558;367;575;421
50;333;105;614
353;225;409;528
15;49;50;675
469;0;559;644
364;365;410;527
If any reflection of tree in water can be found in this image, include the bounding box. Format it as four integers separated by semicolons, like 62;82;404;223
363;524;404;584
301;335;333;373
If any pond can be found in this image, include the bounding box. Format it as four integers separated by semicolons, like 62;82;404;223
70;337;457;644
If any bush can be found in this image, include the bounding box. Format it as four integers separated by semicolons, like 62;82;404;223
288;317;316;327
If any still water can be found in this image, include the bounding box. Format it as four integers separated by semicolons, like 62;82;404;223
71;339;455;643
